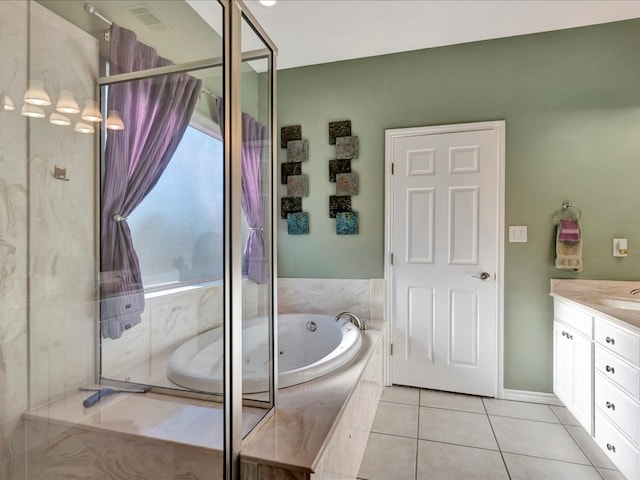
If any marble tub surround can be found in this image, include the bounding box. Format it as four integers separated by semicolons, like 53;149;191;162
240;323;385;477
550;279;640;329
24;390;267;479
278;278;384;322
23;324;384;479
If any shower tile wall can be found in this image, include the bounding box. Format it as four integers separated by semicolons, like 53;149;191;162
0;2;98;478
278;278;385;321
27;1;98;409
0;3;30;479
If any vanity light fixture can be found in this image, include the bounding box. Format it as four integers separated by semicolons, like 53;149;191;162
56;89;80;114
81;100;103;122
74;121;94;134
259;0;276;5
23;80;51;106
21;103;46;118
49;112;71;126
1;95;15;111
106;110;125;130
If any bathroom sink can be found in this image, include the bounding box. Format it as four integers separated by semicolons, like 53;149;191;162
590;297;640;310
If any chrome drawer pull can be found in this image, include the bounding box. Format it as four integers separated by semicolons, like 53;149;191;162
562;331;567;337
606;336;615;345
606;365;615;374
606;401;616;411
606;443;616;453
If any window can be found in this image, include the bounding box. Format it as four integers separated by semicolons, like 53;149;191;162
128;125;224;288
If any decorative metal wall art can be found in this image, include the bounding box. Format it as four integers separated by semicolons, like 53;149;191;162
280;125;309;234
328;120;359;235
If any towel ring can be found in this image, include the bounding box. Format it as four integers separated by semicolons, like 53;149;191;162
555;201;582;221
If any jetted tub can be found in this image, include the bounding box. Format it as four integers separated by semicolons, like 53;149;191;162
167;313;363;393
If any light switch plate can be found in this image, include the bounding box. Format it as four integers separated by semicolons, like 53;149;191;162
509;225;527;243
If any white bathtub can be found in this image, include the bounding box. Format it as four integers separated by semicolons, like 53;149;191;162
166;313;363;393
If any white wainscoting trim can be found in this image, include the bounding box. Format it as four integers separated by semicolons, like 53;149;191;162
501;388;562;406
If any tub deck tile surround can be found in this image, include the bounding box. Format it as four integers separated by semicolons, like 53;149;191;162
240;323;384;474
22;323;384;479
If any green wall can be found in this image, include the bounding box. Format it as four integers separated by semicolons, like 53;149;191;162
276;19;640;393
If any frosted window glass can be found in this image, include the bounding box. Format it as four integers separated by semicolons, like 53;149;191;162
128;126;224;287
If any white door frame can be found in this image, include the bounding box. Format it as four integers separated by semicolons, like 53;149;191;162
383;120;506;398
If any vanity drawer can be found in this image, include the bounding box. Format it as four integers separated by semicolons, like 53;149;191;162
595;317;640;366
595;371;640;441
595;411;640;480
595;345;640;400
554;300;593;337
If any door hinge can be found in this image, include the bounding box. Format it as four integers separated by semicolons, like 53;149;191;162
390;253;394;265
390;343;393;356
391;163;394;175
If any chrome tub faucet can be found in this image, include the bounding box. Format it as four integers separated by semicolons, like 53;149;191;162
334;311;368;330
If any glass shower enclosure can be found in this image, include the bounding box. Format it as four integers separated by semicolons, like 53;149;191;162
0;0;276;478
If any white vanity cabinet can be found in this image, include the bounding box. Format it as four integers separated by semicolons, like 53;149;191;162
553;296;640;480
593;316;640;479
553;300;594;433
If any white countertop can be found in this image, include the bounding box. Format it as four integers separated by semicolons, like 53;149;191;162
550;279;640;332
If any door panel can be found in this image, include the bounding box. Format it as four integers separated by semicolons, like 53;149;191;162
389;123;503;397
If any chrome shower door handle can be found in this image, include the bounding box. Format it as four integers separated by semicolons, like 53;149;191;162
472;272;491;281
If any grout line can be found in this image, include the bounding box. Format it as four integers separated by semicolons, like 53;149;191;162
486;412;565;425
485;403;512;480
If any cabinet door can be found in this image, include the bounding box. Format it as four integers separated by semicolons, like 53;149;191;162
572;331;593;434
554;321;573;407
554;320;593;434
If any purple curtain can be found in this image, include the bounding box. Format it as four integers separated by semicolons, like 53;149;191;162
216;98;268;283
101;24;202;339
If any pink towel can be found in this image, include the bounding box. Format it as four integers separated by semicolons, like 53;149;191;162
558;219;580;242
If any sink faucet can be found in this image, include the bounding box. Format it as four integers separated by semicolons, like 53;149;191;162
334;311;368;330
631;289;640;296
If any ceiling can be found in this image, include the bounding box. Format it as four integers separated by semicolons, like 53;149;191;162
242;0;640;70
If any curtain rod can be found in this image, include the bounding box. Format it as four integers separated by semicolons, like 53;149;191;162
84;3;113;26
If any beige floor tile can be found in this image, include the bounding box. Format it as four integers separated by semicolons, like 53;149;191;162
416;440;508;480
358;432;417;480
483;398;559;423
597;467;626;480
372;401;419;438
490;416;590;464
550;405;580;426
503;453;601;480
418;406;498;450
565;425;617;470
419;389;485;413
381;385;420;405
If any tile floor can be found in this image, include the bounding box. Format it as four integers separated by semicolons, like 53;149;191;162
357;386;625;480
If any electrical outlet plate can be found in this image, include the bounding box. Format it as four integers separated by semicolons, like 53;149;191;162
613;238;628;257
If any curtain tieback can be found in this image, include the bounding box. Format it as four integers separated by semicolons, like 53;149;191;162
250;227;263;231
112;214;128;222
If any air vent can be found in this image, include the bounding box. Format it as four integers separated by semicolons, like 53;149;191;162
126;4;167;31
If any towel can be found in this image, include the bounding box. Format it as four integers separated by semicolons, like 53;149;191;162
555;219;583;271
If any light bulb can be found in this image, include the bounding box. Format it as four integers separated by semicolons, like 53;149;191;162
1;95;15;111
106;110;125;130
21;103;46;118
259;0;276;5
74;121;94;134
24;80;51;106
81;100;103;122
49;112;71;126
56;89;80;114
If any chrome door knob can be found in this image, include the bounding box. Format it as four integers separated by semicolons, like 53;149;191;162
472;272;491;280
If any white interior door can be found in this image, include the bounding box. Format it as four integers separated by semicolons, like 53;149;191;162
386;121;504;397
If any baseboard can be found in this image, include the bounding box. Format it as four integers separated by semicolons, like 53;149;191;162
501;388;562;406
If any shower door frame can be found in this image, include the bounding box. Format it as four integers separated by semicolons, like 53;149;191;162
93;1;278;478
